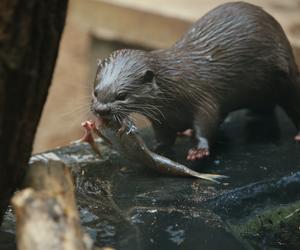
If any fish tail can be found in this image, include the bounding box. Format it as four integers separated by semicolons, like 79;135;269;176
150;152;228;183
192;173;228;184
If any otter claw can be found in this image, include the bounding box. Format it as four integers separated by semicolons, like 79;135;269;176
187;148;210;161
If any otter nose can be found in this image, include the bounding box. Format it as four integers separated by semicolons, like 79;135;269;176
94;104;111;117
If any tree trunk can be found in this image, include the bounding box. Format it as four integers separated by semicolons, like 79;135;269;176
0;0;68;224
12;160;94;250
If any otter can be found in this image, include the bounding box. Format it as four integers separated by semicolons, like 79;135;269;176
91;2;300;161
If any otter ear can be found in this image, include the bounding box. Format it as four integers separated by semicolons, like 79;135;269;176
143;70;154;83
97;59;102;66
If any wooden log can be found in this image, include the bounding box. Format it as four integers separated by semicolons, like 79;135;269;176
0;0;68;223
12;160;94;250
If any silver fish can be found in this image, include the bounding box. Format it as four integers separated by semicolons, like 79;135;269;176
81;119;227;184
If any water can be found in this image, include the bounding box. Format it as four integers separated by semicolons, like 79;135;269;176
1;109;300;249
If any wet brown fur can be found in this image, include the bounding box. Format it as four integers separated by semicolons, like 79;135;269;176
92;2;300;157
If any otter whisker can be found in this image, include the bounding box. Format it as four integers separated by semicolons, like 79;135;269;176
141;104;166;120
58;104;91;119
126;103;165;121
136;109;162;124
139;105;165;121
122;104;161;124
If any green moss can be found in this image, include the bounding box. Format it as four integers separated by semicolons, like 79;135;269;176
229;201;300;249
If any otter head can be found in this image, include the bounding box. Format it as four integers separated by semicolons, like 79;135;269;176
91;49;160;123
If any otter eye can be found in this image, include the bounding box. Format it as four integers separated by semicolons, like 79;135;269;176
143;70;154;83
116;93;127;101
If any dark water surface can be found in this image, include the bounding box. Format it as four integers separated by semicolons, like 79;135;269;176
1;109;300;250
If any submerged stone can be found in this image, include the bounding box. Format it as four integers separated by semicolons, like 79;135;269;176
1;109;300;250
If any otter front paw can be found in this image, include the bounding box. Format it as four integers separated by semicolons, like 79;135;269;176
187;148;209;160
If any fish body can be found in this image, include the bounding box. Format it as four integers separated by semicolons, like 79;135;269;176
90;119;227;183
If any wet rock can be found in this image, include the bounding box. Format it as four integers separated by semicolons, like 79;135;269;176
1;109;300;249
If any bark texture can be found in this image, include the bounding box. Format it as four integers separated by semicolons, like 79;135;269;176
12;160;94;250
0;0;68;223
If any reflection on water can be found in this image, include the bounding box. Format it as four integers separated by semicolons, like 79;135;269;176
165;225;185;245
1;109;300;250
